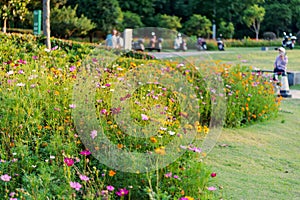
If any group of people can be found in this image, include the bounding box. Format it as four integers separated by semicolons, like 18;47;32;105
105;29;124;49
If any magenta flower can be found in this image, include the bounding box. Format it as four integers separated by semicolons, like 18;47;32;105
18;59;27;64
90;130;97;139
69;104;76;109
211;172;217;177
32;55;38;60
1;174;11;182
173;175;179;179
79;174;89;181
179;198;189;200
100;109;108;115
70;181;82;191
64;158;74;166
116;188;129;196
107;185;115;191
207;186;217;191
80;150;91;156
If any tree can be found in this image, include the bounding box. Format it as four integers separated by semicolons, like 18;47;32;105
262;3;292;37
50;6;95;38
43;0;51;49
67;0;123;39
0;0;31;33
182;14;212;37
121;11;144;29
243;4;265;40
156;14;182;31
218;21;235;39
118;0;155;25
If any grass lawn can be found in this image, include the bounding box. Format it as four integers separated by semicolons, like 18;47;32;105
205;47;300;72
205;99;300;199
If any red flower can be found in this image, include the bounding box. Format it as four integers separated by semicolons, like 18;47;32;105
64;158;74;166
211;172;217;177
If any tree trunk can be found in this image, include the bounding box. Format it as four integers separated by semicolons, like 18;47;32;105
3;18;7;33
43;0;51;49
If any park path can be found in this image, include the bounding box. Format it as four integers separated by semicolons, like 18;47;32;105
149;51;300;99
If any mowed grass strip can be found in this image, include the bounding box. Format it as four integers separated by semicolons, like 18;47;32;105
205;99;300;200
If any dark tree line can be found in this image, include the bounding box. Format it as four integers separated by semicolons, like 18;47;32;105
1;0;300;40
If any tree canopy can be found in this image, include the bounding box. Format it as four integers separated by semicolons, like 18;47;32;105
1;0;300;40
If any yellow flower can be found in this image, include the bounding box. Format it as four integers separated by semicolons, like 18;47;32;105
54;90;60;96
203;125;209;134
184;196;194;200
197;125;202;133
154;147;166;155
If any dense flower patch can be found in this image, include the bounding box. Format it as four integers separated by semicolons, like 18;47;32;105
0;33;281;199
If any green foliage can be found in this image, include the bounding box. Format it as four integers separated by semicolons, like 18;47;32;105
67;0;123;34
182;14;212;37
50;6;96;39
156;14;182;31
0;0;30;21
121;11;144;29
262;3;292;36
118;0;155;23
218;21;235;39
243;4;265;39
0;0;30;32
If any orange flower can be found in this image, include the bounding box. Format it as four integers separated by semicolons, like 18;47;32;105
109;170;116;177
150;136;157;143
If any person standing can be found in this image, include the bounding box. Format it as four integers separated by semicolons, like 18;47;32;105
273;47;288;81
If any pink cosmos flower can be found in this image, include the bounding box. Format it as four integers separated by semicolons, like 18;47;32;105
1;174;11;182
69;104;76;109
141;114;149;121
64;158;74;166
207;186;217;191
211;172;217;177
51;46;58;51
164;172;172;178
70;181;82;191
80;150;91;156
69;66;76;72
107;185;114;191
79;174;89;181
90;130;97;139
116;188;129;196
